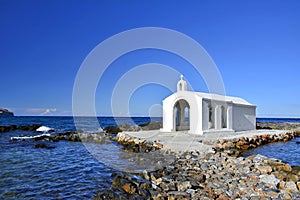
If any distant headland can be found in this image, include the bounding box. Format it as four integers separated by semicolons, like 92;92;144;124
0;108;14;116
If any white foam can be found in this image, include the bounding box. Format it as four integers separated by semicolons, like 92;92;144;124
36;126;53;132
11;133;51;140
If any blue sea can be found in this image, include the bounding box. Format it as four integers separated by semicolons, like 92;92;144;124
0;116;160;199
0;116;299;199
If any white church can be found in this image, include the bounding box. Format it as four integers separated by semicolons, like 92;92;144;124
160;75;256;135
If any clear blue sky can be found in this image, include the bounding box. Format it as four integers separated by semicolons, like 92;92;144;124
1;0;299;117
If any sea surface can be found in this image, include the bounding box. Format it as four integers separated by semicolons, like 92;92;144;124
0;116;160;199
0;116;299;199
244;118;300;166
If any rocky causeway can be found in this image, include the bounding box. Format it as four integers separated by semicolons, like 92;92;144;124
95;122;300;199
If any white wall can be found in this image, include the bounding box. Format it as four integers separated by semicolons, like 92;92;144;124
161;91;203;135
162;92;256;134
232;105;256;131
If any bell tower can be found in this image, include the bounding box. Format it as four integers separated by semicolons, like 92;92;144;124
177;75;187;92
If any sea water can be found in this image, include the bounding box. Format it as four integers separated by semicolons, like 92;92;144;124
244;118;300;166
0;116;159;199
0;117;299;199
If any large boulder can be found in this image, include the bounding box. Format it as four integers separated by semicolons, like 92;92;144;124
0;108;14;116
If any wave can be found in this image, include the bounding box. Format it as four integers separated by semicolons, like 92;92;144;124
11;133;51;140
36;126;53;132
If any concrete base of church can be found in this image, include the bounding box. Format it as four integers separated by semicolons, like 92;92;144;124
123;129;289;152
203;129;235;135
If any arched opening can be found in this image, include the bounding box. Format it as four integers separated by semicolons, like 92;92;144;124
221;106;227;128
184;107;189;126
174;99;190;131
209;106;215;129
178;83;182;91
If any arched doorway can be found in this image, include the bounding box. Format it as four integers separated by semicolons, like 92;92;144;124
173;99;190;131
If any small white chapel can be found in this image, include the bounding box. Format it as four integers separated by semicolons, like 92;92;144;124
160;75;256;135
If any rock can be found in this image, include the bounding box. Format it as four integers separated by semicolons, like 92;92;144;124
103;126;122;134
0;108;14;116
142;170;150;180
216;194;231;200
122;183;136;195
153;142;163;149
297;181;300;190
286;173;299;182
167;191;190;199
140;122;162;130
159;182;169;191
33;143;55;149
278;190;292;199
284;181;299;194
1;124;42;133
260;174;280;188
94;189;121;200
252;154;268;163
256;165;272;174
176;181;191;191
273;163;293;172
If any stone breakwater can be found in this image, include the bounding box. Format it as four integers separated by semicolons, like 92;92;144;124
213;131;297;156
0;124;43;132
8;125;163;152
111;132;163;153
95;131;300;199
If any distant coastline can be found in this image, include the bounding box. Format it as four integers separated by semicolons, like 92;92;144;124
0;108;14;117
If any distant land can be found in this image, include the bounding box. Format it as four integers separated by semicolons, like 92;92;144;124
0;108;14;116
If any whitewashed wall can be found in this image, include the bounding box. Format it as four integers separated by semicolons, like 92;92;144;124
232;105;256;131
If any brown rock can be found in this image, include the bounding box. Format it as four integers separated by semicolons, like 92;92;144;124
154;142;163;149
216;194;231;200
122;183;136;195
204;187;216;199
278;181;285;189
215;143;223;149
167;191;190;200
240;145;249;150
297;181;300;190
286;173;299;182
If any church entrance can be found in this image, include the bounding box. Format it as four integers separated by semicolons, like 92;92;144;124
173;99;190;131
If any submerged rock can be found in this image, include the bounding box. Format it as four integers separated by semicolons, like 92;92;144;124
33;143;55;149
0;124;42;133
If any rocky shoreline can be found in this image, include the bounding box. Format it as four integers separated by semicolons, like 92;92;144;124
95;133;300;199
3;121;300;198
94;123;300;199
